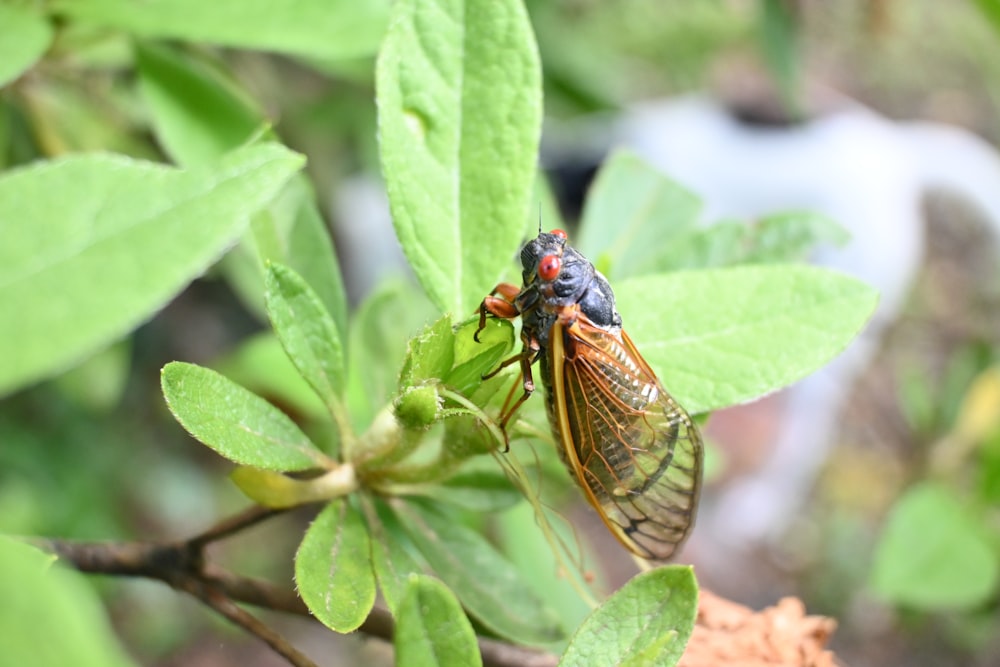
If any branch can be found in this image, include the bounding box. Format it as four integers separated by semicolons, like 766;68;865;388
35;506;558;667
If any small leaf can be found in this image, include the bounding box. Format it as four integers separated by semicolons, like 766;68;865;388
870;482;999;609
559;566;698;667
54;0;390;60
393;500;564;645
445;317;514;396
398;315;456;391
395;574;482;667
377;0;543;314
0;538;137;667
577;150;701;279
0;4;53;87
0;143;304;397
265;263;345;409
295;499;377;633
615;265;878;414
161;362;327;471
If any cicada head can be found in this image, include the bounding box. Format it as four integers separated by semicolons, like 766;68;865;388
520;229;596;303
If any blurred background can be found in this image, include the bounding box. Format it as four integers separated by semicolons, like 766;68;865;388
3;1;1000;666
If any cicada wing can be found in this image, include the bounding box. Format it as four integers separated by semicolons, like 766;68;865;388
547;318;703;560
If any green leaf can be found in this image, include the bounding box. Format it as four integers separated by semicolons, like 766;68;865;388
0;143;304;397
653;212;849;272
615;265;878;414
345;279;435;432
870;482;999;609
366;498;425;616
445;317;514;396
496;502;597;636
136;41;348;340
577;150;701;279
161;361;328;471
399;315;456;391
281;184;349;346
0;538;136;667
393;500;565;645
54;0;390;60
395;574;482;667
264;263;345;409
647;221;748;272
216;333;328;421
409;465;523;513
559;566;698;667
0;5;53;88
136;41;262;167
295;499;377;633
377;0;543;314
743;211;849;263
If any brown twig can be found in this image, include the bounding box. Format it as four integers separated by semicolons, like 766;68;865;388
39;533;317;667
34;506;558;667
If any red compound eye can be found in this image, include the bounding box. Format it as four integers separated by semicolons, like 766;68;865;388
538;254;561;281
550;228;567;239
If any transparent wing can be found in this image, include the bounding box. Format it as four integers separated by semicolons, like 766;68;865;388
547;318;703;560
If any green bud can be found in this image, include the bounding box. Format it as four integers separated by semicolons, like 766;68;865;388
394;384;441;430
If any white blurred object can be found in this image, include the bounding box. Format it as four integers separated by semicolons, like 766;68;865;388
614;95;1000;549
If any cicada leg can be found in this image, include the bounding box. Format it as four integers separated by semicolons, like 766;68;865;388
484;331;540;451
476;284;542;450
475;282;522;342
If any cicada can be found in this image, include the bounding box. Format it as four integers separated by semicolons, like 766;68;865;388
476;229;703;560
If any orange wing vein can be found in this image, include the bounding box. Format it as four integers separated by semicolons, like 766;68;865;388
546;316;703;560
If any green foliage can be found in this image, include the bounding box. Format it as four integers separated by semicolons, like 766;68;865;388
392;501;565;645
161;362;329;472
264;263;346;415
757;0;802;115
0;144;303;396
973;0;1000;36
559;566;698;667
870;482;999;609
871;365;1000;615
617;265;876;414
295;499;377;633
395;574;482;667
577;150;702;279
54;0;390;59
0;0;887;665
0;539;136;667
0;4;52;88
377;0;543;314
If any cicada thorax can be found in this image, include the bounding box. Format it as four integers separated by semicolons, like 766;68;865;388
477;229;703;560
